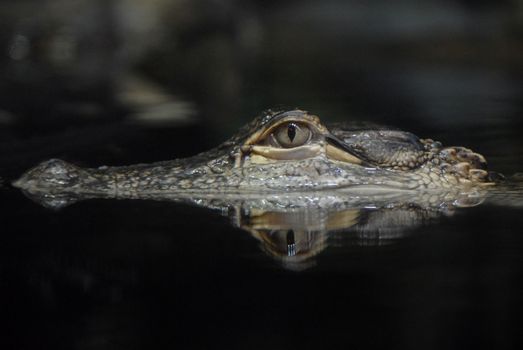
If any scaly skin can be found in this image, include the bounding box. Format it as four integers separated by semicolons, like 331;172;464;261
13;109;494;196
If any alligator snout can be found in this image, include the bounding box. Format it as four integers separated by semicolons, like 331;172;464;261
13;159;81;190
13;159;115;194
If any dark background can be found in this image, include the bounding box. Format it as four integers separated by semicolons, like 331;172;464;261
1;0;523;349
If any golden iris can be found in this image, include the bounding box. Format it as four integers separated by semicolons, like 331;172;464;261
270;122;312;148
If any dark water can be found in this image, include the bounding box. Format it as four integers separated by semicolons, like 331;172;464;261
2;0;523;348
2;123;523;350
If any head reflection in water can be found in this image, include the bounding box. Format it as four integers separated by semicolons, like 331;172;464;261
19;187;501;270
232;201;453;270
239;210;339;271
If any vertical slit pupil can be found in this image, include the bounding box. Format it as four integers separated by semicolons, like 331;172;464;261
286;230;295;245
287;123;297;142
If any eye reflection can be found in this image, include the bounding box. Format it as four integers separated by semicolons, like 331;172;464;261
271;122;312;148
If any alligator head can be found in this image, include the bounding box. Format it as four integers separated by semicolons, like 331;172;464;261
13;109;494;198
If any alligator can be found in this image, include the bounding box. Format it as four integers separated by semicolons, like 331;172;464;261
13;109;496;197
12;109;523;269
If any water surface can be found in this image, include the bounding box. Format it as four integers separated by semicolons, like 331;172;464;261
2;123;523;349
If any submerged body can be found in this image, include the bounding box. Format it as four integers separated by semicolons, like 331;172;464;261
13;109;495;196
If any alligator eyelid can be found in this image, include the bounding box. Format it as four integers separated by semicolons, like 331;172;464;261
325;135;373;166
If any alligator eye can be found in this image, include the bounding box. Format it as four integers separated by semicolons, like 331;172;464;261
271;122;311;148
